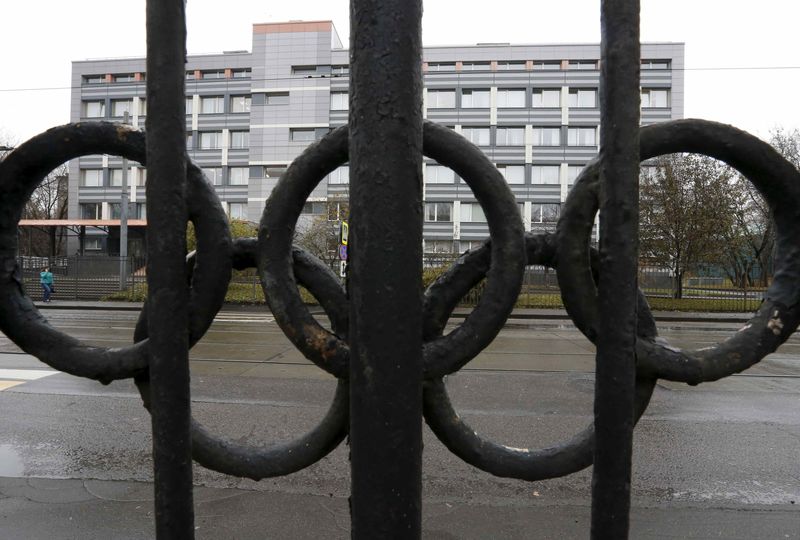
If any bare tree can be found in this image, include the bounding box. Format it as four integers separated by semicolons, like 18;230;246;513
639;154;738;298
295;199;349;271
20;164;69;257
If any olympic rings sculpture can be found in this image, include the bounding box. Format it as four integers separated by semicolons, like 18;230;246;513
0;118;797;482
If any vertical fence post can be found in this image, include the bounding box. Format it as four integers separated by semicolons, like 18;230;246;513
73;257;79;300
592;0;641;538
349;0;424;537
145;1;194;537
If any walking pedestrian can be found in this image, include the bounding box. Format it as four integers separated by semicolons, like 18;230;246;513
40;266;54;303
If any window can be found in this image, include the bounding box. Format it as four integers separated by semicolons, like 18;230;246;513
83;101;105;118
497;165;525;184
497;89;526;108
83;75;105;84
228;203;247;220
185;96;194;114
532;127;561;146
301;201;327;215
186;133;194;150
427;89;456;108
425;202;452;222
424;240;454;254
329;166;350;184
461;127;491;146
567;60;596;70
229;167;249;185
138;99;147;116
532;61;560;70
568;89;597;108
290;129;316;142
136;168;147;186
426;165;455;184
532;203;560;223
111;99;132;117
185;71;196;80
568;165;584;183
109;168;125;187
80;203;101;219
331;92;348;111
232;69;251;78
292;65;317;76
199;131;222;149
200;96;224;114
497;61;526;71
641;88;670;108
201;70;225;79
459;203;486;223
568;127;597;146
114;73;135;82
462;89;490;108
532;89;561;108
642;59;670;70
461;62;490;71
230;95;251;113
202;167;223;185
84;237;103;250
427;62;455;72
531;165;560;184
496;127;525;146
331;65;350;75
264;166;287;179
230;131;249;149
265;92;289;105
110;202;144;219
80;169;103;187
327;201;349;221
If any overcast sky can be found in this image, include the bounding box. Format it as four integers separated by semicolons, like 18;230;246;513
1;0;798;144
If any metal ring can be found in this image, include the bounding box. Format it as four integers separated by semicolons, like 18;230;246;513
258;121;525;379
134;238;348;479
558;119;800;384
421;233;657;480
0;122;230;383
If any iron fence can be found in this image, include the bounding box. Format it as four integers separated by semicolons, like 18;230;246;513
0;1;798;539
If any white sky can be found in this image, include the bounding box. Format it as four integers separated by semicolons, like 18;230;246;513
1;0;798;144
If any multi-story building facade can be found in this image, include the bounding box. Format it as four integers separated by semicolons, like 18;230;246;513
69;20;683;256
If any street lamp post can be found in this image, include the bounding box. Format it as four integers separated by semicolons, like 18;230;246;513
119;112;129;290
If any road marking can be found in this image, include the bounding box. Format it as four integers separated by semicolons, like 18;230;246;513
0;369;58;380
0;369;58;391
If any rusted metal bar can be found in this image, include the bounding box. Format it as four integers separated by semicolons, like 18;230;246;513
348;0;424;537
592;0;641;537
145;1;194;537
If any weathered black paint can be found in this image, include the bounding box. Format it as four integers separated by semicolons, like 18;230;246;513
348;0;424;536
144;1;194;537
593;1;641;536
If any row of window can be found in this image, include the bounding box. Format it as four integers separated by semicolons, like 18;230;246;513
187;130;250;150
324;164;585;186
79;201;248;221
80;202;147;220
81;95;251;118
82;69;251;84
80;169;147;188
293;59;669;76
426;88;669;109
455;126;597;147
425;202;560;223
427;59;671;72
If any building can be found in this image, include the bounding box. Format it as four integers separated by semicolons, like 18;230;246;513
68;20;683;256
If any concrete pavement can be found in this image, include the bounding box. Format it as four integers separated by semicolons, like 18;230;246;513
1;476;797;539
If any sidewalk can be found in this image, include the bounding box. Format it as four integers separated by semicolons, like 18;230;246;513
32;299;753;324
0;477;796;539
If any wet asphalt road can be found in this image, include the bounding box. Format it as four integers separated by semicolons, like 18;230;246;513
0;308;797;533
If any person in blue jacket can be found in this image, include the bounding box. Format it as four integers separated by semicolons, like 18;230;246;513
40;267;54;302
